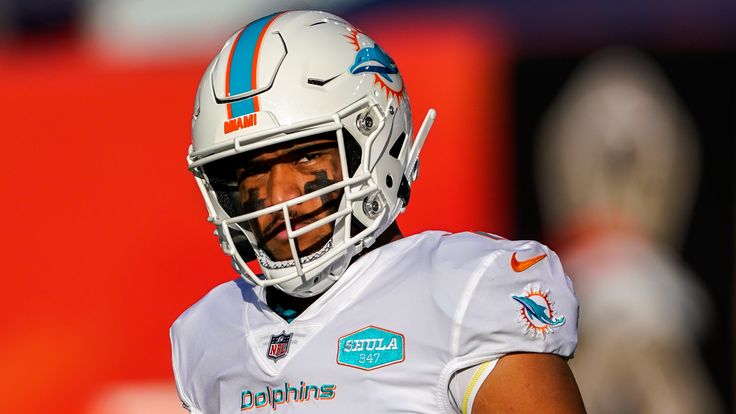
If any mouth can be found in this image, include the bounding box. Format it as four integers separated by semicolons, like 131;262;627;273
258;210;337;261
258;215;333;261
263;215;318;243
261;197;341;242
274;222;309;241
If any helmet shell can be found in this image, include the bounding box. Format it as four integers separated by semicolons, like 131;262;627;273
189;10;421;297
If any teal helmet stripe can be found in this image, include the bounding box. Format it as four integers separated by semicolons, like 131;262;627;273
228;12;281;118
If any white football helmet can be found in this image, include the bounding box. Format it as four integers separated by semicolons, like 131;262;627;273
188;10;436;297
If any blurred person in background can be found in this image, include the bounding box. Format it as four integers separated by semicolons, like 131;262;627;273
536;47;723;414
171;10;584;414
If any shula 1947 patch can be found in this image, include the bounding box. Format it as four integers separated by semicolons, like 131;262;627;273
337;326;405;370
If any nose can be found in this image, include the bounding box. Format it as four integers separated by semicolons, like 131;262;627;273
267;163;302;206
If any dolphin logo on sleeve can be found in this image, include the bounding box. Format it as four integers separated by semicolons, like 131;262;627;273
512;295;566;326
511;285;566;337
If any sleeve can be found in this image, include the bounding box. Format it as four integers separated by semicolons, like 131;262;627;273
453;239;579;365
170;324;199;413
448;360;498;414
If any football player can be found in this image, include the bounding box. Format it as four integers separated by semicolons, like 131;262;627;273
171;10;584;413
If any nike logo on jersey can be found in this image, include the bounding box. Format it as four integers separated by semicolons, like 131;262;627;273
510;252;547;272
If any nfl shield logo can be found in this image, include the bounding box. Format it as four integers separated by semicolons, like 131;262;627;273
267;331;292;362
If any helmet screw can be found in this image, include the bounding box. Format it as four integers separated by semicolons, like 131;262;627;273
363;194;383;219
388;106;395;115
356;112;375;135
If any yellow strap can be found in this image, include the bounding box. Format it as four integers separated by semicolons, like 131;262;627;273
461;361;491;414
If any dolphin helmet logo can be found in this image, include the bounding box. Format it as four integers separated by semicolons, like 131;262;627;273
349;44;399;82
345;27;404;103
512;285;566;337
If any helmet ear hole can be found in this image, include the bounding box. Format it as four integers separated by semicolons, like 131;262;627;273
398;175;411;207
343;128;362;178
350;215;368;237
388;132;406;159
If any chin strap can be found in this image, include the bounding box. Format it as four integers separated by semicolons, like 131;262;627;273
253;237;334;270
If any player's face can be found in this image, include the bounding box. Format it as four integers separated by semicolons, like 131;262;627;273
236;137;343;261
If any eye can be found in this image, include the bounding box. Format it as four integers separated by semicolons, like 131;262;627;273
297;152;323;164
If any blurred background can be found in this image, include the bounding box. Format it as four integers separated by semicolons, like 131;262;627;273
0;0;733;413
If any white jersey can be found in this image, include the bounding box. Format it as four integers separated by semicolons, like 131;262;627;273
170;231;578;413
